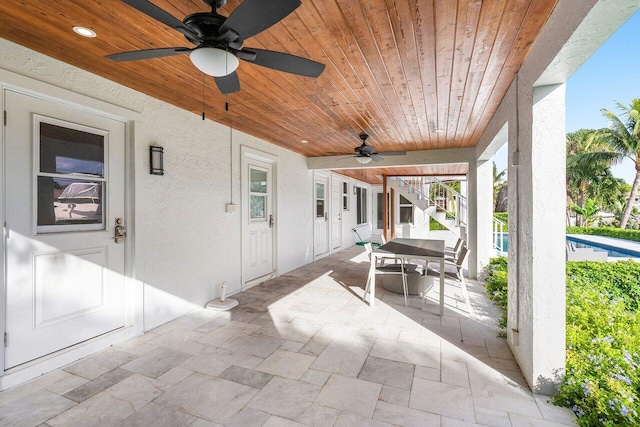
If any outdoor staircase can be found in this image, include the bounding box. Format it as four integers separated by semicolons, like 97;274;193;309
388;176;467;238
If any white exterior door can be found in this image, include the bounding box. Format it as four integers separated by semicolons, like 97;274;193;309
314;172;329;259
242;154;274;284
331;177;342;251
4;90;127;369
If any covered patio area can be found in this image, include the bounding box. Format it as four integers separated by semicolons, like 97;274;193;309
0;245;575;426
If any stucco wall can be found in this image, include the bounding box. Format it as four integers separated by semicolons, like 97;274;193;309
0;38;320;331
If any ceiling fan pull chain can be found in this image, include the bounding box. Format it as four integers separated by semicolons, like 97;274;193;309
202;73;206;120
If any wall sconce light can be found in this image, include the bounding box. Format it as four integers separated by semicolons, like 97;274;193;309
150;146;164;175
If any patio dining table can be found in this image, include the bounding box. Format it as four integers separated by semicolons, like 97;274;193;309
366;238;446;316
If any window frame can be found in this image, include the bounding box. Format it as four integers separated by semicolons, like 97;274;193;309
342;181;349;211
355;186;368;225
34;115;108;234
398;194;414;224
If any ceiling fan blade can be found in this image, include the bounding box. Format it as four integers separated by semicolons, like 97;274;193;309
241;48;325;77
105;47;192;61
360;145;376;154
121;0;199;40
220;0;301;43
371;154;384;162
214;72;240;94
377;151;406;156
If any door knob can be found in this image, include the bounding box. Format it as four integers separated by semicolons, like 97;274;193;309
114;218;126;243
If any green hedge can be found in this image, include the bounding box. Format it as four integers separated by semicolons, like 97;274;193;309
554;261;640;425
429;217;448;231
485;258;640;425
566;227;640;243
485;257;508;335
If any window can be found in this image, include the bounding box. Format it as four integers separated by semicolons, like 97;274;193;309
250;166;268;220
399;195;414;224
316;181;325;218
356;187;367;224
36;120;106;233
342;182;349;210
376;192;390;229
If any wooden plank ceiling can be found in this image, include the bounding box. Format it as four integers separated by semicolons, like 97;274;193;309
0;0;557;183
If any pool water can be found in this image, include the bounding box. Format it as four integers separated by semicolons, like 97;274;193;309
493;233;640;259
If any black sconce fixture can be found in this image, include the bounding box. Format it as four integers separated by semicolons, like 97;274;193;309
150;146;164;175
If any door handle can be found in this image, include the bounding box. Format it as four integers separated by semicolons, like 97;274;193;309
269;214;274;228
324;212;328;221
114;217;126;244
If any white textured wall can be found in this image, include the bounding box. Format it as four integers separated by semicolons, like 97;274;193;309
0;38;315;331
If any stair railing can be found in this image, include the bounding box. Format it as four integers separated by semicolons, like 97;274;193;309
394;176;467;228
493;216;507;255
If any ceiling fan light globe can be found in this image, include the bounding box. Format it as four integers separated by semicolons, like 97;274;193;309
356;156;372;165
190;48;239;77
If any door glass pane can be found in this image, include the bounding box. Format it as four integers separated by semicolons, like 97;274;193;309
250;195;266;219
316;200;324;217
40;123;104;176
250;168;267;193
38;177;102;226
316;182;325;199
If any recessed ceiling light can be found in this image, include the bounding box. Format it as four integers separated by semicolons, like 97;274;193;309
73;26;97;38
300;139;309;143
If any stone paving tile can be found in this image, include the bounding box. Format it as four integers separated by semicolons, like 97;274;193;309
255;350;316;380
63;368;133;403
218;365;274;389
315;374;382;419
0;389;75;427
374;400;441;426
155;374;258;425
118;402;195;427
247;377;321;420
62;349;137;380
357;356;415;390
121;346;191;378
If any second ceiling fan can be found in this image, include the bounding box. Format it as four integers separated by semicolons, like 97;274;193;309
350;134;406;164
106;0;325;94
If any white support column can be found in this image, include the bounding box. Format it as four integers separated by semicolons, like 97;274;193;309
475;160;493;279
466;161;477;278
508;80;566;395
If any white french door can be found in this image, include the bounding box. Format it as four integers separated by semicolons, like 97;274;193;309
331;176;342;251
4;89;127;369
314;172;330;259
242;149;275;285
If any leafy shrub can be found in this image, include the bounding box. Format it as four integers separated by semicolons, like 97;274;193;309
567;227;640;243
485;257;508;334
485;257;640;425
551;266;640;425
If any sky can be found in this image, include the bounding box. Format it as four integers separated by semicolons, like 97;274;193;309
494;9;639;184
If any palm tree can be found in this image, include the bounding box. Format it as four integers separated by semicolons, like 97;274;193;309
569;198;600;227
585;99;640;228
493;161;506;211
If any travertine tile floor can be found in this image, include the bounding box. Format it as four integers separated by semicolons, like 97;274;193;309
0;245;577;426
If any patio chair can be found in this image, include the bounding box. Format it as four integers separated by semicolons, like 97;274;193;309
363;242;416;307
445;237;464;259
424;244;473;314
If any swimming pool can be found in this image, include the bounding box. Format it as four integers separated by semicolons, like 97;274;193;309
493;233;640;259
567;236;640;259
